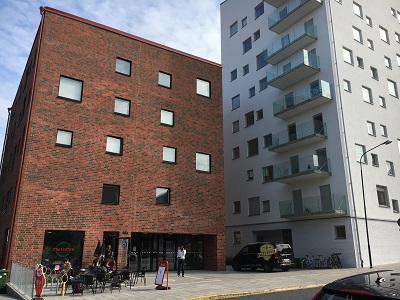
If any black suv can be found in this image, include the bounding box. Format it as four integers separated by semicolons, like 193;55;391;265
232;242;294;272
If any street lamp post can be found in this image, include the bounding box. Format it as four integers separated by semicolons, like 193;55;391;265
359;140;392;269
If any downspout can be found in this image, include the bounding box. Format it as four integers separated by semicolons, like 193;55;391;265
0;107;12;174
5;7;46;270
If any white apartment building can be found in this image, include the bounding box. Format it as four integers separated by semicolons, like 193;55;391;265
221;0;400;268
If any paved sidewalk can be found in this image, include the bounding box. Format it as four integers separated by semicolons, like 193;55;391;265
2;263;400;300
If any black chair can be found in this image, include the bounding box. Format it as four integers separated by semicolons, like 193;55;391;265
109;272;121;293
132;267;146;286
120;270;132;288
95;272;110;293
82;274;95;294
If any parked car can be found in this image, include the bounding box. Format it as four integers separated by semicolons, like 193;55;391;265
231;242;294;272
312;269;400;299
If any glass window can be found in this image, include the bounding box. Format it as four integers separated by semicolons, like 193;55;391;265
353;27;362;43
343;79;351;92
58;76;83;102
158;71;171;88
247;169;254;181
262;165;273;182
230;69;237;81
388;79;398;97
156;187;170;205
395;32;400;43
256;109;263;121
379;26;389;43
245;111;255;127
248;197;260;216
232;147;240;159
249;86;255;98
386;161;395;176
256;50;268;70
116;58;131;76
335;225;346;239
356;57;364;68
247;138;259;157
102;184;120;205
379;96;386;108
196;78;211;97
367;121;376;136
106;136;123;155
259;77;268;91
397;54;400;66
232;94;240;110
255;2;264;19
163;146;176;163
262;200;270;212
230;21;238;37
376;185;389;207
392;200;399;213
264;134;272;148
196;152;211;173
241;17;247;28
380;124;388;137
362;86;372;103
353;2;362;18
356;144;366;163
233;201;241;214
161;109;174;126
384;56;392;69
254;30;260;41
343;47;353;64
243;37;252;53
233;231;241;244
232;120;239;133
370;67;378;80
114;98;130;116
367;39;374;49
243;64;250;75
366;16;372;26
391;8;397;17
371;153;379;166
56;129;73;147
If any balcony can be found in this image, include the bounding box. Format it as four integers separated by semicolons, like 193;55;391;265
279;194;347;220
270;154;331;183
264;0;287;7
268;0;323;34
273;80;332;119
268;119;327;153
266;49;320;90
266;21;317;65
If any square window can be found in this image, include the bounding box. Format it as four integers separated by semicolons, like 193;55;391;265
388;79;398;97
233;201;241;214
256;109;263;121
196;152;211;173
233;231;241;244
353;27;363;43
371;153;379;166
366;16;372;26
232;147;240;159
156;187;170;205
367;39;374;50
230;21;238;37
243;37;252;53
245;111;255;127
247;138;259;157
232;120;240;133
102;184;120;205
255;2;264;19
386;161;395;176
353;2;362;18
367;121;376;136
254;30;260;41
241;17;247;28
247;169;254;181
379;26;389;43
114;98;130;116
343;47;353;64
249;86;256;98
377;185;389;207
370;67;378;80
380;124;388;137
231;69;237;81
243;64;249;75
384;56;392;69
161;109;174;126
56;129;73;147
106;136;123;155
343;79;351;92
259;77;268;91
58;76;83;102
196;78;211;97
248;197;260;216
379;96;386;108
232;94;240;110
335;225;346;239
356;144;366;163
116;58;131;76
158;71;171;88
362;86;372;103
256;50;268;70
392;200;399;213
163;146;176;164
262;200;270;212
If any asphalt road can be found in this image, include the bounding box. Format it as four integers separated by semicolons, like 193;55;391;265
224;286;321;300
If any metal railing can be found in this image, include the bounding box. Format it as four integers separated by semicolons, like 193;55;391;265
9;261;34;298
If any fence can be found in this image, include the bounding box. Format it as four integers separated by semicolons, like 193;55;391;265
9;261;34;298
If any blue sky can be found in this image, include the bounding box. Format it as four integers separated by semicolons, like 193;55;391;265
0;0;222;156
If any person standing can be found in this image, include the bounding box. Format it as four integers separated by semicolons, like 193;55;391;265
177;245;186;277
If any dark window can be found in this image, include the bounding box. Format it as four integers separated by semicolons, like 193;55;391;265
102;184;120;205
243;64;249;75
256;50;268;70
264;134;272;147
232;94;240;110
233;147;240;159
335;225;346;239
230;21;238;37
156;187;170;205
256;109;263;120
254;30;260;41
243;37;252;53
259;77;268;91
245;111;255;127
233;201;241;214
247;138;259;157
255;2;264;19
249;86;256;98
231;69;238;81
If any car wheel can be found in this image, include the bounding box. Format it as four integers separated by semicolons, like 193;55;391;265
232;262;241;271
264;262;273;272
281;267;289;272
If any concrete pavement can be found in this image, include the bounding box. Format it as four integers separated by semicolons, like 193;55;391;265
2;263;400;300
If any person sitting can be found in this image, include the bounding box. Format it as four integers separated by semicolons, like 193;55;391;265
107;257;117;273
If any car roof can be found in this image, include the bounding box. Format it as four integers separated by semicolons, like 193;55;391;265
323;270;400;298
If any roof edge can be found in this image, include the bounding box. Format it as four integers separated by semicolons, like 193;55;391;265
39;6;221;67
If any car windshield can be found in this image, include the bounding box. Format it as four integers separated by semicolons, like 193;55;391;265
275;244;291;251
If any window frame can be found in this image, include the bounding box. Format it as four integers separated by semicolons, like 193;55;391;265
384;56;392;69
101;184;120;205
233;201;241;214
343;47;353;64
106;135;123;156
114;97;131;116
356;144;367;163
255;2;264;19
259;77;268;91
335;225;346;239
230;69;238;81
367;121;376;136
353;2;363;18
232;120;239;133
376;185;389;207
352;26;363;43
247;138;259;157
362;86;373;104
232;94;240;110
160;109;174;126
386;160;395;176
262;200;271;213
156;187;170;205
158;71;172;88
196;152;211;173
243;37;252;54
163;146;177;164
58;75;83;102
245;111;255;127
56;129;73;148
388;79;399;98
256;50;268;70
232;147;240;160
115;57;131;76
196;78;211;98
230;21;238;37
248;197;260;216
379;26;390;43
243;64;249;76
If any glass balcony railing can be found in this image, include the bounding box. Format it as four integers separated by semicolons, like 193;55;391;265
279;194;347;219
268;0;323;34
269;119;326;151
266;49;320;89
272;154;331;182
273;80;332;118
266;21;317;65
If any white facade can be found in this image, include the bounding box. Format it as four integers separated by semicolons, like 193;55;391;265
221;0;400;268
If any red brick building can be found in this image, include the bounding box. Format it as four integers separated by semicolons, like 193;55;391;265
0;7;224;272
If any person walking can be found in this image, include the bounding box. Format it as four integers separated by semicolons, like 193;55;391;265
177;245;186;277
